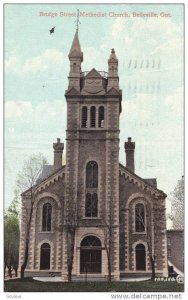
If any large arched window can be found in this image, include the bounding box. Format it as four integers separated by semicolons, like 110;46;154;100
135;203;145;232
85;193;98;217
42;203;52;231
80;236;101;273
135;243;146;271
82;106;88;128
90;106;96;127
86;161;98;188
40;243;51;270
98;106;104;128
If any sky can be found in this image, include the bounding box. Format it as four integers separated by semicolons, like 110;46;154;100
4;3;184;212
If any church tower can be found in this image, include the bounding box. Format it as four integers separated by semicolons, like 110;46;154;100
62;29;122;280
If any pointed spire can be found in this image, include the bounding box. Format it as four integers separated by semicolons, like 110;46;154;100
68;30;83;61
108;48;118;62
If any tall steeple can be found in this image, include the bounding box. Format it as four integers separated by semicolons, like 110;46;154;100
67;30;83;91
68;30;83;61
107;48;119;91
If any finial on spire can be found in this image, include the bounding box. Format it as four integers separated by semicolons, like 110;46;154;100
75;9;81;32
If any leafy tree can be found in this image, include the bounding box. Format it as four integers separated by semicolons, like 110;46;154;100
17;153;47;278
170;176;184;229
4;189;20;278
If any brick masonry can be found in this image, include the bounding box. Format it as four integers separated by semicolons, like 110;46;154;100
19;31;168;280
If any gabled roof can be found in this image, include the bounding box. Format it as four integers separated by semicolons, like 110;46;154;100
106;87;120;95
119;163;166;198
65;86;80;96
85;68;102;78
22;165;66;197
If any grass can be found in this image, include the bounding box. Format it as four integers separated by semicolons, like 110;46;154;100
4;278;184;292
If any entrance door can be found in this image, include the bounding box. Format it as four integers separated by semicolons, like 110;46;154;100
80;236;102;273
40;243;50;270
136;243;146;271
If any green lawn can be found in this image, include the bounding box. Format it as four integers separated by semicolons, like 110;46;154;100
4;278;184;292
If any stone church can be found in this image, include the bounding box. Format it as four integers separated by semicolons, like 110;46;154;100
19;29;168;280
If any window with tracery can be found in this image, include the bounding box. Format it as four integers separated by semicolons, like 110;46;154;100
42;203;52;231
135;203;145;232
90;106;96;127
85;193;98;217
82;106;88;128
98;106;104;128
86;161;98;188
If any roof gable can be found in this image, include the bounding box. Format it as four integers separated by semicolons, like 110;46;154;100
85;68;102;78
119;163;166;198
106;87;120;95
22;166;65;197
65;87;80;96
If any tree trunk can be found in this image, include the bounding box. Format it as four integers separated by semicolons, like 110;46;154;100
67;228;75;282
8;266;12;278
108;259;112;283
106;245;112;283
150;255;155;280
4;264;7;278
20;233;30;278
21;201;33;279
14;267;18;277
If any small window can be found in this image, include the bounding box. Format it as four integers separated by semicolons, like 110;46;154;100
135;203;145;232
98;106;104;128
82;106;88;128
85;193;98;217
168;249;171;257
73;63;76;72
42;203;52;231
90;106;96;127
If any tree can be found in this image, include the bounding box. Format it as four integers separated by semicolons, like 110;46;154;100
135;202;166;280
17;153;47;278
170;176;184;229
103;151;116;283
65;185;81;282
4;189;20;278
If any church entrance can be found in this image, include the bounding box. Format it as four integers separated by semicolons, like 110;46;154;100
135;244;146;271
40;243;51;270
80;236;102;273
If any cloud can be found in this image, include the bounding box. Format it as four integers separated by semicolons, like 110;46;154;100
22;49;64;73
110;17;183;67
5;101;33;118
165;87;183;117
5;49;64;74
5;99;66;122
5;55;20;73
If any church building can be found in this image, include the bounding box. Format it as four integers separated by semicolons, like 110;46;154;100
19;29;168;280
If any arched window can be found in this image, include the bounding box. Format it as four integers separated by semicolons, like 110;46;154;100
135;203;145;232
82;106;88;128
86;161;98;188
98;106;104;128
40;243;51;270
135;243;146;271
42;203;52;231
85;193;98;217
81;235;101;247
90;106;96;127
80;236;101;273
